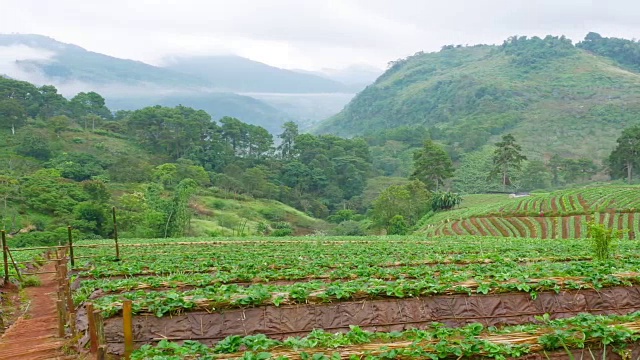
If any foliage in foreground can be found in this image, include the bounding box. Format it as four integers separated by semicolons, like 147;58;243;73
132;312;640;359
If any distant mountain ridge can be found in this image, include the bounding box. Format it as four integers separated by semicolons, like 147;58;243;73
0;34;208;87
0;33;368;131
316;34;640;160
162;55;350;93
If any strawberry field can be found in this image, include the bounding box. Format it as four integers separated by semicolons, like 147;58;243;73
68;235;640;359
421;186;640;239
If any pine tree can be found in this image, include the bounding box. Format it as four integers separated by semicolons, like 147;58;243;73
410;139;454;191
491;134;527;191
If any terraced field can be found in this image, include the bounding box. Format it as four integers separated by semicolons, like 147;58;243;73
66;235;640;359
421;186;640;239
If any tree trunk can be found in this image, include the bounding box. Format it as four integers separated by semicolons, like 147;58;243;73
11;123;15;135
628;161;633;184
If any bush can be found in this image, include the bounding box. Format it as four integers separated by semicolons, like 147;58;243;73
271;228;293;237
332;220;367;236
271;221;293;237
431;192;463;211
259;208;286;222
217;213;241;229
387;215;408;235
586;221;619;261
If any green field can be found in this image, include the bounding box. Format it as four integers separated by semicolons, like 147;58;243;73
38;233;638;359
419;186;640;239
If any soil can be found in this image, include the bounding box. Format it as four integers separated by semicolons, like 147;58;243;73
450;221;464;235
562;217;569;239
509;218;527;237
535;217;548;238
478;218;500;236
469;218;488;236
629;213;636;240
577;195;590;212
574;216;582;238
0;263;76;360
488;218;509;237
521;217;538;238
460;219;476;235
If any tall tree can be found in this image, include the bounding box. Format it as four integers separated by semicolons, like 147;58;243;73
0;98;27;135
491;134;527;191
277;121;299;160
370;180;431;232
609;125;640;184
410;139;454;191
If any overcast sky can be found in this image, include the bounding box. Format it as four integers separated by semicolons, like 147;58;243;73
1;0;639;70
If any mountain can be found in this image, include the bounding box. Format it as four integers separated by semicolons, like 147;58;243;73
0;34;295;132
106;92;293;134
294;64;383;91
316;35;640;160
0;34;207;87
163;55;349;93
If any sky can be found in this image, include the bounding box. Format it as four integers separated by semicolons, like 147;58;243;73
1;0;640;71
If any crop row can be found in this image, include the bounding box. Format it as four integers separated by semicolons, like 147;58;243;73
69;236;640;279
422;186;640;230
131;312;640;359
75;254;638;300
87;257;640;317
427;213;639;239
0;247;50;277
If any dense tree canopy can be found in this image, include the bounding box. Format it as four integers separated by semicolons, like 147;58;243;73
608;125;640;183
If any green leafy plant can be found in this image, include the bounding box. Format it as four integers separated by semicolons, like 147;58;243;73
586;220;618;261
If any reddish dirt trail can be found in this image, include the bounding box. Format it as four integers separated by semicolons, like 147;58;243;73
0;262;75;360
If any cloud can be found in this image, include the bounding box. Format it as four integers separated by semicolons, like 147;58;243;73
0;44;55;83
1;0;640;70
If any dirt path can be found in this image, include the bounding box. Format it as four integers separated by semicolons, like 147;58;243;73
0;262;75;360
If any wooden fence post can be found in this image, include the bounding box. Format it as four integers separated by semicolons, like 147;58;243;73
65;279;75;336
87;302;98;353
113;207;120;260
5;247;22;281
2;230;8;283
97;345;106;360
67;226;75;267
57;300;65;337
123;299;133;360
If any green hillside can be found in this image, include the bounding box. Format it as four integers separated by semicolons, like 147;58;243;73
417;186;640;239
316;35;640;160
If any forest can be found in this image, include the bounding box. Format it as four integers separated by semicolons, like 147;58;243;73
2;34;640;245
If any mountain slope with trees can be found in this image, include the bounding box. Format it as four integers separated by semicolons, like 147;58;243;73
163;55;349;93
316;34;640;161
0;34;208;87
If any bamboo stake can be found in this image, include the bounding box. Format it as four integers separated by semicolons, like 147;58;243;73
67;226;75;267
2;230;8;283
113;207;120;260
5;247;22;281
123;299;134;360
87;302;98;353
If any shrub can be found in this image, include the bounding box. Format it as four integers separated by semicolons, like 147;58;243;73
586;221;619;261
21;276;41;287
259;208;286;222
271;221;293;237
332;221;367;236
388;215;408;235
431;192;463;211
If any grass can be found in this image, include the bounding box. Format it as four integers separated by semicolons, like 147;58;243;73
190;196;327;237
